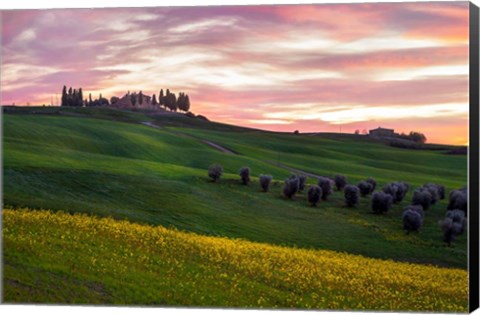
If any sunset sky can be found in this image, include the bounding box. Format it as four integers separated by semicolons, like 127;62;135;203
0;1;470;144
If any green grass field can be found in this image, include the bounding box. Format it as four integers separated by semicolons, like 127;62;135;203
2;106;468;307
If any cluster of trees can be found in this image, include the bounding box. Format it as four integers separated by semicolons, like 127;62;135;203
88;93;109;107
441;209;466;245
125;89;191;112
411;183;445;210
402;205;424;233
61;86;109;107
440;187;467;245
155;89;190;112
207;164;466;246
60;86;191;112
399;131;427;144
61;86;84;107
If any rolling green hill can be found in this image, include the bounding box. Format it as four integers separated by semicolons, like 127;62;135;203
2;107;467;268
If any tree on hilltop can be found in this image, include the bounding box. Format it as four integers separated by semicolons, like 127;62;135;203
177;92;191;112
177;92;185;111
165;89;171;110
110;96;120;105
73;89;77;106
184;94;190;112
408;132;427;143
152;94;157;107
78;88;84;107
61;86;67;107
159;89;164;108
169;92;177;111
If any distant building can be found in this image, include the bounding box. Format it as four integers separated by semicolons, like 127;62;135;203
111;92;155;109
369;127;396;137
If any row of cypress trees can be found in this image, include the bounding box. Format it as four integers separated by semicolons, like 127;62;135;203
154;89;191;112
61;86;109;107
61;86;191;112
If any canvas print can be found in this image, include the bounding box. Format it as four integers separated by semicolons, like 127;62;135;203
1;1;477;312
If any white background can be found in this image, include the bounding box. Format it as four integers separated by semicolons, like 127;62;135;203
0;0;479;315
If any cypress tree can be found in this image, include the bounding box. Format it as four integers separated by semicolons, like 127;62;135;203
61;85;67;107
68;87;73;106
79;88;84;107
72;89;77;107
177;92;184;111
165;89;170;109
170;93;177;111
184;94;190;112
159;89;164;106
139;91;143;105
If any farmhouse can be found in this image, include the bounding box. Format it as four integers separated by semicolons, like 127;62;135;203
369;127;396;137
112;92;155;109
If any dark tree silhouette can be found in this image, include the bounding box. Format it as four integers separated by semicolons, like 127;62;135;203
78;88;84;106
423;183;440;205
447;189;467;213
283;177;300;199
344;185;360;207
408;131;427;143
61;86;67;107
402;208;423;232
366;177;377;192
383;182;408;204
152;94;157;106
441;210;466;245
259;175;272;192
239;167;250;185
357;181;373;197
372;191;393;214
169;93;177;111
159;89;165;107
307;185;322;207
412;188;433;210
208;164;223;182
289;174;306;192
317;177;333;200
184;94;191;112
110;96;120;105
334;174;347;191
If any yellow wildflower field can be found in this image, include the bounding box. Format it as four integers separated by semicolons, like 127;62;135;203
2;208;468;311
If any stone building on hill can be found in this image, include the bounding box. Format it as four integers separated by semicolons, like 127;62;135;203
369;127;396;137
111;92;157;109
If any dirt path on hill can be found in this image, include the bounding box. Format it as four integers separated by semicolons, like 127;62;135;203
141;121;163;129
141;121;237;155
141;121;328;177
199;140;237;155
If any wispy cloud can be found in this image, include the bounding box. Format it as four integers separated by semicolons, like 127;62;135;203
0;2;469;144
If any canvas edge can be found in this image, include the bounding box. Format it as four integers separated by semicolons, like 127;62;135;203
469;1;480;313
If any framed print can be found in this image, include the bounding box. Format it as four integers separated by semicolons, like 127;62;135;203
1;0;479;313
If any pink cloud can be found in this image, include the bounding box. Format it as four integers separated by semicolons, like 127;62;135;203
0;2;470;144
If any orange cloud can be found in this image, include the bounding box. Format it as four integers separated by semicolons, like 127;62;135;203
1;2;470;145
